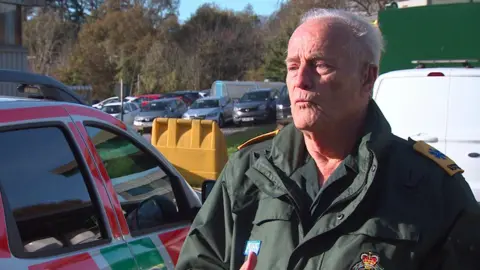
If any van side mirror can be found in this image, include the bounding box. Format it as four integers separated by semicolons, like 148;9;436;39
201;180;216;203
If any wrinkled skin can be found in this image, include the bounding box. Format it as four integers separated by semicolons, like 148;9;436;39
285;18;376;134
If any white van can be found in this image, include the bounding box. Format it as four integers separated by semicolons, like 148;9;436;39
373;68;480;201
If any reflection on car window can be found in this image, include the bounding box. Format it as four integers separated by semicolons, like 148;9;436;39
102;105;121;114
190;99;219;109
0;127;107;255
240;91;270;102
141;101;168;112
85;126;180;234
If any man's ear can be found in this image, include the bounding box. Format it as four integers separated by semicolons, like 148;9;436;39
362;64;378;92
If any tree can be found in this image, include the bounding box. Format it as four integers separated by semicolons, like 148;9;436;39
23;9;77;75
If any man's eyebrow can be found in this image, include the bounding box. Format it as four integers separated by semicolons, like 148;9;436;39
285;56;299;64
285;53;332;64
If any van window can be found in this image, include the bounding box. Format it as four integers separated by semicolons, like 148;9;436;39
85;126;185;235
0;126;108;257
374;76;449;150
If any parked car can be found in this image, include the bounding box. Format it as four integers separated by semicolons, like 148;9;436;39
275;85;292;124
92;96;119;109
182;96;233;127
199;89;210;98
233;88;278;125
0;96;216;269
133;98;188;132
161;91;198;106
133;94;163;108
101;101;141;125
0;69;88;105
373;66;480;201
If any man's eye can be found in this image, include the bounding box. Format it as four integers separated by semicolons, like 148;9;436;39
316;63;330;69
287;65;298;71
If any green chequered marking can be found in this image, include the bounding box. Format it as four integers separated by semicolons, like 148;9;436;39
100;238;166;270
130;238;166;269
100;243;137;270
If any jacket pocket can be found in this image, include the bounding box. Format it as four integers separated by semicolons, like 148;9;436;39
252;197;295;225
326;217;420;270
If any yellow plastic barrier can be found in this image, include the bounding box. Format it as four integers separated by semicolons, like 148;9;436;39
151;118;228;187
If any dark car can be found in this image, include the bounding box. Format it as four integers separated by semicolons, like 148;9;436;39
161;91;201;106
275;85;292;124
232;88;278;125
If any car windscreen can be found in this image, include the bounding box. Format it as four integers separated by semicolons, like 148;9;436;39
190;99;219;109
102;105;121;114
240;91;270;102
142;101;169;111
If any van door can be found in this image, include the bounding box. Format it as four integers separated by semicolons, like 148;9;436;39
445;76;480;201
373;75;450;152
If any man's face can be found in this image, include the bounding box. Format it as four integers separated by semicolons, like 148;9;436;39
285;19;375;132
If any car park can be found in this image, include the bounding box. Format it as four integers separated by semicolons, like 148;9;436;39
0;95;216;269
182;96;233;128
373;64;480;201
233;88;278;125
133;98;188;132
275;85;292;124
101;101;141;126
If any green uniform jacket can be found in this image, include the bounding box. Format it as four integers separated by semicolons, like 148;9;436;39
176;101;480;270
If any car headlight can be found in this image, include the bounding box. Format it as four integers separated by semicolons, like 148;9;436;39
234;107;240;111
276;104;283;109
206;112;218;117
183;114;189;118
259;104;267;110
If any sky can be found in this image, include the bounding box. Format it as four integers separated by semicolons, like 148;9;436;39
178;0;282;22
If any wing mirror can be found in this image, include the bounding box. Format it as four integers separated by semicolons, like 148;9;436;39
201;180;216;203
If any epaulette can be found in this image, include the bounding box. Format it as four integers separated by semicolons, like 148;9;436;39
237;129;280;150
412;140;464;176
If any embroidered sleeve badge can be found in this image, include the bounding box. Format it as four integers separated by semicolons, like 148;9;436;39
351;252;384;270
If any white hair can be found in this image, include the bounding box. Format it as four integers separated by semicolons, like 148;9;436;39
300;9;385;66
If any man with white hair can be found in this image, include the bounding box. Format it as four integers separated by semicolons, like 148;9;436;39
176;9;480;270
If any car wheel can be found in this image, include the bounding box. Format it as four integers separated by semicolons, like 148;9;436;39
218;115;225;128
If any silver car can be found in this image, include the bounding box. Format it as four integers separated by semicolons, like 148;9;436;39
182;96;233;127
133;98;188;131
233;88;278;125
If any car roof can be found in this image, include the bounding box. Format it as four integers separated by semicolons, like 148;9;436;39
249;88;272;92
0;69;87;105
379;67;480;79
154;97;177;102
196;96;221;101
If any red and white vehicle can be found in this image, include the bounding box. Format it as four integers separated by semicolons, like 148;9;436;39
0;96;206;269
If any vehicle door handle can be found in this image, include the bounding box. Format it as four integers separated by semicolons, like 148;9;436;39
468;152;480;158
411;133;439;143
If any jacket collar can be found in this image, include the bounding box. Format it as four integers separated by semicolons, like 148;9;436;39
252;100;393;190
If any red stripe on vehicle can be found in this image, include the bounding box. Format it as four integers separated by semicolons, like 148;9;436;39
0;106;68;123
158;226;190;266
29;253;99;270
0;193;11;258
68;122;122;238
64;105;127;130
75;123;130;236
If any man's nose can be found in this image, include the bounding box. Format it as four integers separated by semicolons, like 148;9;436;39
294;64;313;90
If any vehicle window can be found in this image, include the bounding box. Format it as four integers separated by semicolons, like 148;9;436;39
170;101;177;109
131;103;139;111
0;127;108;255
142;101;168;112
190;99;219;109
240;91;270;102
102;105;121;114
85;126;181;234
